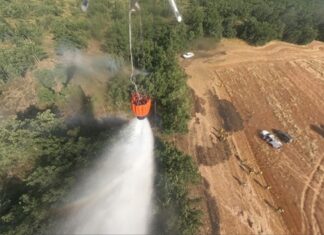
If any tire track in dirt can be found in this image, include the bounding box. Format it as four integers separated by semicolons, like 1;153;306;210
311;172;323;235
300;156;323;235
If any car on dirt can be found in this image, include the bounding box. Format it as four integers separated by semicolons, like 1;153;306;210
272;129;293;143
260;130;283;149
182;52;194;59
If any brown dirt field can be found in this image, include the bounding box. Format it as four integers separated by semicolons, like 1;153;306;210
176;39;324;235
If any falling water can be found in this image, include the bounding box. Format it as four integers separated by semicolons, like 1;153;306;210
58;118;154;234
168;0;182;22
81;0;89;12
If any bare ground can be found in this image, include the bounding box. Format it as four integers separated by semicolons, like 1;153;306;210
176;39;324;235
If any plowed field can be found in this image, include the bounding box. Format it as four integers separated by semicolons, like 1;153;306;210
176;39;324;235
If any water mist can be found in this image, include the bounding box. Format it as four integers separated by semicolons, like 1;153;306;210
168;0;182;22
58;118;154;234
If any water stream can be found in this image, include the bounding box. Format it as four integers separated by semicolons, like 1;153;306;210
59;118;154;234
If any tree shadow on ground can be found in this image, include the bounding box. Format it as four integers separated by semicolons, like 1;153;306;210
16;105;60;120
310;124;324;138
202;177;220;235
211;93;244;132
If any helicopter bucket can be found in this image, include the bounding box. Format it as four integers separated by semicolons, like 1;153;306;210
131;93;152;119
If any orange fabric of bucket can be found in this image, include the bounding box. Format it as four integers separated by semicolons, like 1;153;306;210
131;93;151;118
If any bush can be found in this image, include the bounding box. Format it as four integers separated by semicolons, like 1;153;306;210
106;73;130;110
318;23;324;41
2;3;30;19
102;21;129;57
33;1;63;17
201;1;223;40
184;1;204;40
34;69;56;90
238;18;280;45
153;140;202;235
51;19;90;49
0;110;107;235
36;86;56;107
13;22;42;44
0;42;47;81
0;18;14;41
222;16;238;38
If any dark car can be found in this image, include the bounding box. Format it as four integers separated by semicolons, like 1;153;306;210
272;129;293;143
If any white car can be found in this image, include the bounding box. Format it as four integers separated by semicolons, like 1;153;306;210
182;52;194;59
260;130;283;149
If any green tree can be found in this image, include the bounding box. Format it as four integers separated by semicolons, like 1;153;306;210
201;1;223;40
184;0;204;40
106;73;130;110
153;140;201;235
52;19;90;49
103;21;129;57
0;110;107;235
238;18;279;45
0;41;47;81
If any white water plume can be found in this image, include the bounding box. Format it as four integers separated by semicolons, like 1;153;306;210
58;118;154;234
59;49;123;75
168;0;182;22
81;0;89;12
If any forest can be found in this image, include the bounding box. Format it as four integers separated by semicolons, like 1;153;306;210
0;0;323;234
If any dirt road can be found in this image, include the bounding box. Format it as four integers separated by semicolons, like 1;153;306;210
176;39;324;235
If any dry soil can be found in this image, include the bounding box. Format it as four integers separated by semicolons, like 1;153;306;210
176;39;324;235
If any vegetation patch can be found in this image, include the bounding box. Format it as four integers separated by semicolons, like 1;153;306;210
153;140;202;235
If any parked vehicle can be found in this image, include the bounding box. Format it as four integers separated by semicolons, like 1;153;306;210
272;129;293;143
260;130;283;149
182;52;194;59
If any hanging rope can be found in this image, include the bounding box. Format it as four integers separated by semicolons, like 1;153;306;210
128;1;138;93
139;10;143;44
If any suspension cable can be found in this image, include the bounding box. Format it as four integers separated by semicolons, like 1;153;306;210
128;1;138;93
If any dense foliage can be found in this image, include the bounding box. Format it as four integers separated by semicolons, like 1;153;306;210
153;140;201;235
209;0;323;45
0;0;110;83
0;110;110;235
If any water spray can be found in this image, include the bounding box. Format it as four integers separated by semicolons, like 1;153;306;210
168;0;182;22
58;119;154;234
81;0;89;12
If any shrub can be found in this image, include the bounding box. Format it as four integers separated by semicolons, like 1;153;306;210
0;42;47;81
34;69;56;90
106;73;130;110
36;86;56;107
153;140;202;235
51;19;90;49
